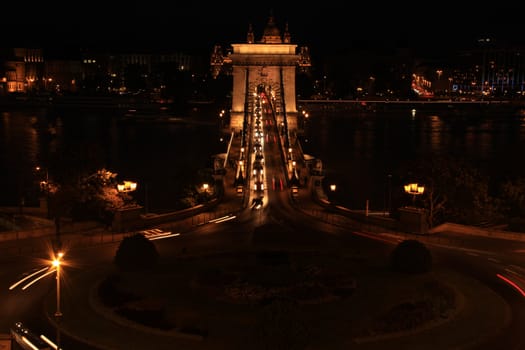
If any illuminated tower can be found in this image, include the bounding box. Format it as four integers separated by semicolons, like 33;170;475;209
211;13;311;132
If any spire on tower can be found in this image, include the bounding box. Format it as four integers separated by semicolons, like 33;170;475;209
260;12;282;44
247;23;254;44
283;22;291;43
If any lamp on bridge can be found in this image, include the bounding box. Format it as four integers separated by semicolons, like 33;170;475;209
404;183;424;207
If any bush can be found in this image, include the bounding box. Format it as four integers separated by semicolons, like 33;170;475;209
389;239;432;274
114;233;159;271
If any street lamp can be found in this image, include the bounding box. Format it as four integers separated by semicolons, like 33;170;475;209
330;183;337;201
52;251;64;319
404;183;424;207
117;180;137;193
52;251;64;350
36;166;51;218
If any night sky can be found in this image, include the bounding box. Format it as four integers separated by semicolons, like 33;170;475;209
4;2;525;57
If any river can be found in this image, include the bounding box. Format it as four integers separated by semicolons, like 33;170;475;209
2;101;525;214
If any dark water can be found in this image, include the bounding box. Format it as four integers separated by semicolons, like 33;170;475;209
300;104;525;211
2;103;525;213
0;105;227;211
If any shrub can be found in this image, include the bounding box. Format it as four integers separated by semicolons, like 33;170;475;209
114;233;159;271
389;239;432;274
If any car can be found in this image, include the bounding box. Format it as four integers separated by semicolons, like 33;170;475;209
251;197;263;210
253;181;264;192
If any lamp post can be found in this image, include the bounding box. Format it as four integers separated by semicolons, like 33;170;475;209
36;166;51;218
52;252;63;318
404;183;424;207
202;183;209;201
117;180;138;209
385;174;392;215
329;184;336;205
52;251;64;350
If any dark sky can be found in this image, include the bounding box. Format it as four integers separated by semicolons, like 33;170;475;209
4;2;525;57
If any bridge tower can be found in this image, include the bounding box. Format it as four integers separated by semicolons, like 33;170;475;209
211;14;311;133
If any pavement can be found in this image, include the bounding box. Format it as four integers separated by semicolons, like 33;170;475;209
1;134;516;349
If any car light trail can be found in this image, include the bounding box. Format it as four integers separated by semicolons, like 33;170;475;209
208;214;236;223
22;335;40;350
148;233;181;240
21;269;56;290
497;273;525;297
9;266;50;290
40;334;59;349
212;215;237;223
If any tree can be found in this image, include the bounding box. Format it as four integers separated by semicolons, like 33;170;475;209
76;169;135;223
114;233;159;271
401;155;502;228
499;177;525;231
500;177;525;217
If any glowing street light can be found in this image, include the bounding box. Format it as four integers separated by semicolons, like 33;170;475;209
52;251;64;319
52;251;64;350
117;180;137;193
404;183;425;207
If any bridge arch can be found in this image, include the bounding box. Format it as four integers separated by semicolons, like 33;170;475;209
210;13;311;133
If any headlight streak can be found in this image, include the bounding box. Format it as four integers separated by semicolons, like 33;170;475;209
148;233;181;241
9;266;52;291
40;334;59;349
212;215;237;224
21;269;56;290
